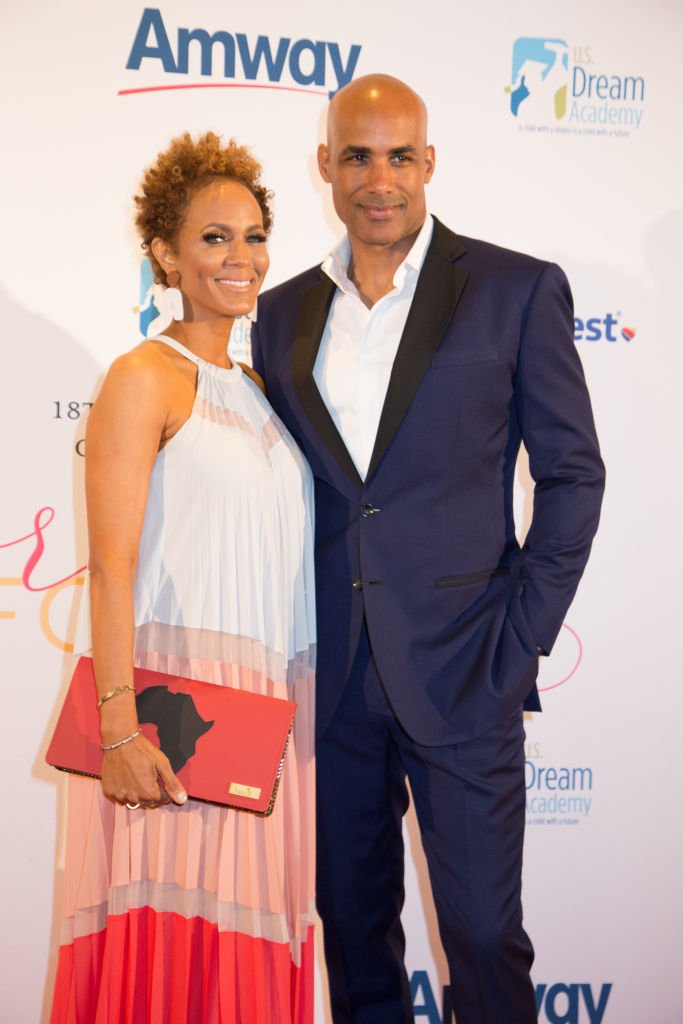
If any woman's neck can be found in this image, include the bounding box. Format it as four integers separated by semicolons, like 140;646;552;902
162;317;235;369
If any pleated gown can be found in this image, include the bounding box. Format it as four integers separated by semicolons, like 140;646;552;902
50;336;316;1023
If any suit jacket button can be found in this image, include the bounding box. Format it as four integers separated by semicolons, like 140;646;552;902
361;504;380;517
352;578;363;591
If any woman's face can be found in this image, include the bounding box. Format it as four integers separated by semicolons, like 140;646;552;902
162;178;269;323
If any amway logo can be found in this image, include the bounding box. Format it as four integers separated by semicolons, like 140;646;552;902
536;983;612;1024
408;974;612;1023
123;7;361;99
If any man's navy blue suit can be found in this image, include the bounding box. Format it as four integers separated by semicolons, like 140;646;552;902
252;217;605;1023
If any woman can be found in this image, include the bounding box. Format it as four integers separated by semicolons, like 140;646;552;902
50;132;316;1023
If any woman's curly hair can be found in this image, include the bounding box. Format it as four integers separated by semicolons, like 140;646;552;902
134;131;273;283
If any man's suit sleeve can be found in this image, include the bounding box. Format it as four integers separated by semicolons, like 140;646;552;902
250;315;265;379
515;262;606;655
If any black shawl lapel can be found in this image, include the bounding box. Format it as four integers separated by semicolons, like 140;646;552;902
292;273;363;490
366;219;469;481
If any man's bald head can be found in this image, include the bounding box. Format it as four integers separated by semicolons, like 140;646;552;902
319;74;435;253
327;75;429;147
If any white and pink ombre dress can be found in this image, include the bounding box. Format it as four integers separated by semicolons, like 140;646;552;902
50;336;316;1024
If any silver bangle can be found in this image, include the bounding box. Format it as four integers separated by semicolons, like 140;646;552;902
100;727;142;751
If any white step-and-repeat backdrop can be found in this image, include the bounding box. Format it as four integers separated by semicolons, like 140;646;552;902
1;2;681;1021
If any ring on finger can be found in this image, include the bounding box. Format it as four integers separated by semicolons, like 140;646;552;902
125;802;140;810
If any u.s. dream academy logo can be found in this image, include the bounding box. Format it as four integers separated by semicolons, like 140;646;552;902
505;37;646;137
120;7;362;98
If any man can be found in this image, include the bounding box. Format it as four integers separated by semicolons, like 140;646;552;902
252;74;605;1024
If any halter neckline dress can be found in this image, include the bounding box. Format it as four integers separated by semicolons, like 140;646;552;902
50;335;316;1024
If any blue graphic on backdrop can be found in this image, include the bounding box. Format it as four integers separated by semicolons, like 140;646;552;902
135;259;160;338
507;38;569;120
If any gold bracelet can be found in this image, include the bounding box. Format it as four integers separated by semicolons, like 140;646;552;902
97;685;136;709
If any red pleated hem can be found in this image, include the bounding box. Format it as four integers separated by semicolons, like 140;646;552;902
50;908;314;1024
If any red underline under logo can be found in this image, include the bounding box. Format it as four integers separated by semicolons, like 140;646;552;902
118;82;327;97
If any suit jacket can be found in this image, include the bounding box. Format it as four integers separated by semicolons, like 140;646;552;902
252;217;605;745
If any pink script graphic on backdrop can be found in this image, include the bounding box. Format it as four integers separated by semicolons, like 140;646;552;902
537;623;583;692
1;507;583;689
0;507;86;592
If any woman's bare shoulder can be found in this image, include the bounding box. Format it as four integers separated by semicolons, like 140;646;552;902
112;338;177;372
106;338;182;384
93;341;177;413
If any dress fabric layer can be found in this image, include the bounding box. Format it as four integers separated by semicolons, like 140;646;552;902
50;336;316;1024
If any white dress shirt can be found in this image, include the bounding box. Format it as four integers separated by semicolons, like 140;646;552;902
313;216;434;480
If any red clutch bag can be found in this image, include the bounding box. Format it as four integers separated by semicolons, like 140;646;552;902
46;657;296;816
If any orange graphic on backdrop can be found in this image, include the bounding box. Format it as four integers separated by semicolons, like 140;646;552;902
2;508;586;679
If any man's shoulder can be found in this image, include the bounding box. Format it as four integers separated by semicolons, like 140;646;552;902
258;264;324;313
434;218;551;276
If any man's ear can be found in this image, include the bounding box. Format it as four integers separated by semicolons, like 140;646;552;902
424;145;436;184
317;143;331;183
150;237;177;277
